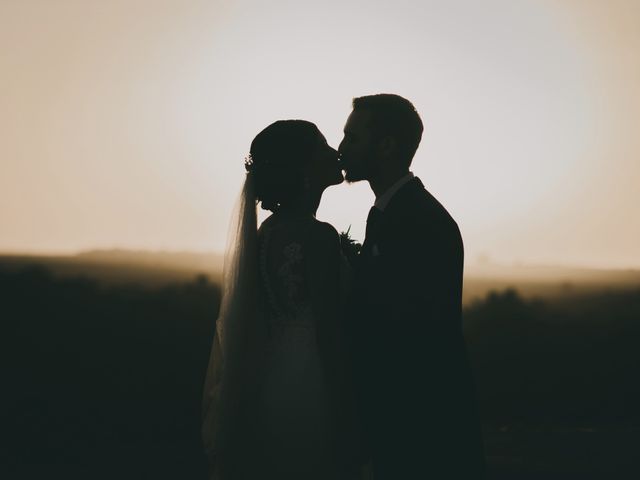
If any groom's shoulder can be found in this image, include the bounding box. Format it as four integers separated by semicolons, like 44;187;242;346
400;178;452;217
405;179;461;235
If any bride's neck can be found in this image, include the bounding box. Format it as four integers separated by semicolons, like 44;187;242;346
277;191;321;218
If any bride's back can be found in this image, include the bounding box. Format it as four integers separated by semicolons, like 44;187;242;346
255;213;339;478
258;214;316;329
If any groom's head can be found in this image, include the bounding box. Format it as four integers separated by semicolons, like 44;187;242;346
339;94;423;183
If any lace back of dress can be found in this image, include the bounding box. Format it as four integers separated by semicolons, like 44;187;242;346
259;219;314;332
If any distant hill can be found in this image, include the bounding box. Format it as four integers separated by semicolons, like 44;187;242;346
464;262;640;303
1;250;638;303
75;249;224;273
466;262;640;283
0;250;223;288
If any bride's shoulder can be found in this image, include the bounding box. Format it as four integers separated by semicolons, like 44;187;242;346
258;213;276;231
258;215;339;250
309;219;339;243
306;220;341;258
257;214;279;241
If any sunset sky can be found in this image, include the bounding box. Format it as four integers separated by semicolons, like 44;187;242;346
1;0;639;268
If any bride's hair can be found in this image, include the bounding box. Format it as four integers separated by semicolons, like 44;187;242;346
246;120;319;212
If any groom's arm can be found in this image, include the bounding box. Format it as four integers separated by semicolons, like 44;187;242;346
391;214;463;327
386;215;464;382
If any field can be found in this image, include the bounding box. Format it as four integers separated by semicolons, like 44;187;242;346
2;252;640;479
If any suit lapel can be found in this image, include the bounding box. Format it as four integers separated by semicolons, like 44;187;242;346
361;177;423;258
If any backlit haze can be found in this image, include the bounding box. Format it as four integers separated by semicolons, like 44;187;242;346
2;0;639;269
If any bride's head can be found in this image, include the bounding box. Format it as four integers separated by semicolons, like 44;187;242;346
247;120;343;213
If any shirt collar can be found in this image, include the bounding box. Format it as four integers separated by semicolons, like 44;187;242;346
374;172;415;212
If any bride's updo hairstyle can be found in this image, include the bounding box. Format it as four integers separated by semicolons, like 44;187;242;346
246;120;320;212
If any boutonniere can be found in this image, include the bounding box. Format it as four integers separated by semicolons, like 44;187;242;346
339;226;362;266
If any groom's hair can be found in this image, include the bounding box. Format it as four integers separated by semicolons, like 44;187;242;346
352;94;423;166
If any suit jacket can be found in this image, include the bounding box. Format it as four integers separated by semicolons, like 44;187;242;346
347;177;485;476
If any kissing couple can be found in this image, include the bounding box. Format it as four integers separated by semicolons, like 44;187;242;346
202;94;486;479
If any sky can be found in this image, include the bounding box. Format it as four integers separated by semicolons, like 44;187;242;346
1;0;639;268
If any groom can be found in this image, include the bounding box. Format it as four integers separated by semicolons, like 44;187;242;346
339;94;486;478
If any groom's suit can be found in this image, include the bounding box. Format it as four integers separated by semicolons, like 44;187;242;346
347;176;485;478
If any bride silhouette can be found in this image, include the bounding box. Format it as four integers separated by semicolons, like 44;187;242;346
202;120;362;480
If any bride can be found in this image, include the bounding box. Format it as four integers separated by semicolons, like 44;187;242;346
202;120;362;479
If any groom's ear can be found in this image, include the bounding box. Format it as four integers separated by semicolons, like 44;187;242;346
379;136;397;157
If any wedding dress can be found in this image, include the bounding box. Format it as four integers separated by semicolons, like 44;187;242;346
202;176;355;480
254;215;339;479
202;175;359;480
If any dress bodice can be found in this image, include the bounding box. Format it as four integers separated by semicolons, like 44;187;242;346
258;216;317;353
258;215;353;352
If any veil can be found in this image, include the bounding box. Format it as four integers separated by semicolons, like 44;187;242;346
202;172;268;470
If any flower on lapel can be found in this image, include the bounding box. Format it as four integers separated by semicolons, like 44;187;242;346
339;226;361;266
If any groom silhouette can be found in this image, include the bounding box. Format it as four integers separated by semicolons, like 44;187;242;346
339;94;486;478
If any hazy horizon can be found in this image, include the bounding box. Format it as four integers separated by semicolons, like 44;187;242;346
2;0;639;269
2;247;640;274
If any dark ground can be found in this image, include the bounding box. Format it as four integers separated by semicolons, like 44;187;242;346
2;263;639;479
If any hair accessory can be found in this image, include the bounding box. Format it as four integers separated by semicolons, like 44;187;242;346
244;153;254;173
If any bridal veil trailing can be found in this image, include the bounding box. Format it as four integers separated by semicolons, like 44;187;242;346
201;172;268;478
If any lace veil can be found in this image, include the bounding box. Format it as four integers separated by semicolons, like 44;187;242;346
202;172;268;466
